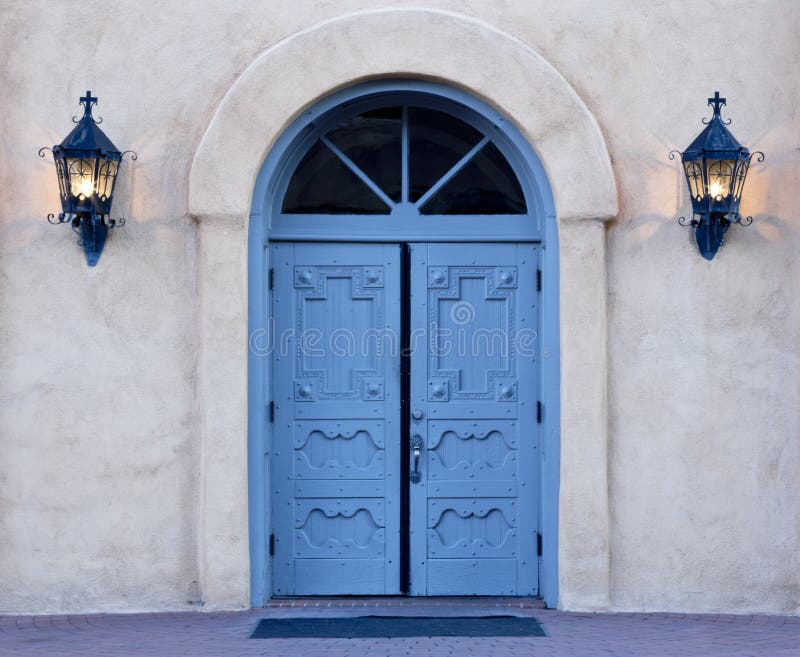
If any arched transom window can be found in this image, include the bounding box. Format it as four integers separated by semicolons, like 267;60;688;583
270;94;543;241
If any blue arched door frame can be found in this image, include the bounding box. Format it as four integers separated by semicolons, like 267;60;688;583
247;79;561;606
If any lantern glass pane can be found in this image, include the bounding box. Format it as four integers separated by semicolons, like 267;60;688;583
706;160;734;200
55;159;69;200
684;161;704;201
67;158;96;199
97;160;118;200
732;159;749;200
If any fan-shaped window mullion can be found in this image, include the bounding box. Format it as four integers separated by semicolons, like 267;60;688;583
279;99;528;217
414;136;490;209
420;141;528;215
320;135;395;209
281;139;391;214
408;107;485;203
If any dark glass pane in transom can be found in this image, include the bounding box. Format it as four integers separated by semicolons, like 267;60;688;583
420;142;527;214
326;107;402;202
282;140;390;214
409;107;484;202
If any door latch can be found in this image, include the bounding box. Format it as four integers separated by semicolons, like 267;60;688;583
410;434;424;483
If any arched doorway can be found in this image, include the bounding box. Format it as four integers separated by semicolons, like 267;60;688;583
249;80;560;600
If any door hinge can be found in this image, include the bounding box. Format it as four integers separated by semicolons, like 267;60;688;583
536;268;542;292
537;532;543;557
537;401;543;423
269;533;275;556
268;401;275;423
269;268;275;290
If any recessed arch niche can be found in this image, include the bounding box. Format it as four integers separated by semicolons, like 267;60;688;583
189;8;616;611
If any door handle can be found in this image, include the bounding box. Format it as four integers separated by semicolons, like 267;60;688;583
410;434;424;483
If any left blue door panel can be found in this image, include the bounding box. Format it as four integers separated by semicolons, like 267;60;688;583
271;243;402;595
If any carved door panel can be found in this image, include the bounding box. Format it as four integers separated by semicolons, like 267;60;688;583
408;243;540;595
271;243;402;595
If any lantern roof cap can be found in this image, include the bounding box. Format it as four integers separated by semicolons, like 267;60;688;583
57;91;120;154
684;92;747;156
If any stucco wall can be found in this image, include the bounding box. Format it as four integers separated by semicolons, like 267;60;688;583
0;0;798;615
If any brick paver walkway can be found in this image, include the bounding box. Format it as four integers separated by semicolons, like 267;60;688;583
1;598;797;656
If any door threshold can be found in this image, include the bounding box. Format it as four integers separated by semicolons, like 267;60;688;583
265;596;546;610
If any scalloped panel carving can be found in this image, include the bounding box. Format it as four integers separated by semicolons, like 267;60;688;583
427;500;517;558
294;421;384;480
294;500;385;559
428;420;517;480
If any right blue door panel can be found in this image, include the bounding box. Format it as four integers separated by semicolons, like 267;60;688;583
409;243;540;595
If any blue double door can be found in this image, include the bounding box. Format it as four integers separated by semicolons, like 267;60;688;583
271;242;540;596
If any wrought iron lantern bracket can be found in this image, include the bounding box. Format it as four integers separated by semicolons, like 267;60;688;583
670;92;764;260
38;91;137;266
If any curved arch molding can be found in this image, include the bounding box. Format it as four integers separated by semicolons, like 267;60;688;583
189;8;616;612
189;9;616;222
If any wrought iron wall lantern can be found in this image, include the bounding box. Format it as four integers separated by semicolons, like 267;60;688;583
39;91;136;266
670;92;763;260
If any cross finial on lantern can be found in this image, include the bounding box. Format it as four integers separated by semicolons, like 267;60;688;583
79;90;98;116
707;91;726;117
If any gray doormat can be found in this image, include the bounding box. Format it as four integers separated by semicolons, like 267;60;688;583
250;615;545;638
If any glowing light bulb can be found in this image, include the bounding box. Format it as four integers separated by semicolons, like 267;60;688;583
708;179;725;199
80;178;94;197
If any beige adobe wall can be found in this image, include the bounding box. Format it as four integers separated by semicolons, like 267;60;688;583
0;0;798;615
588;5;800;612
